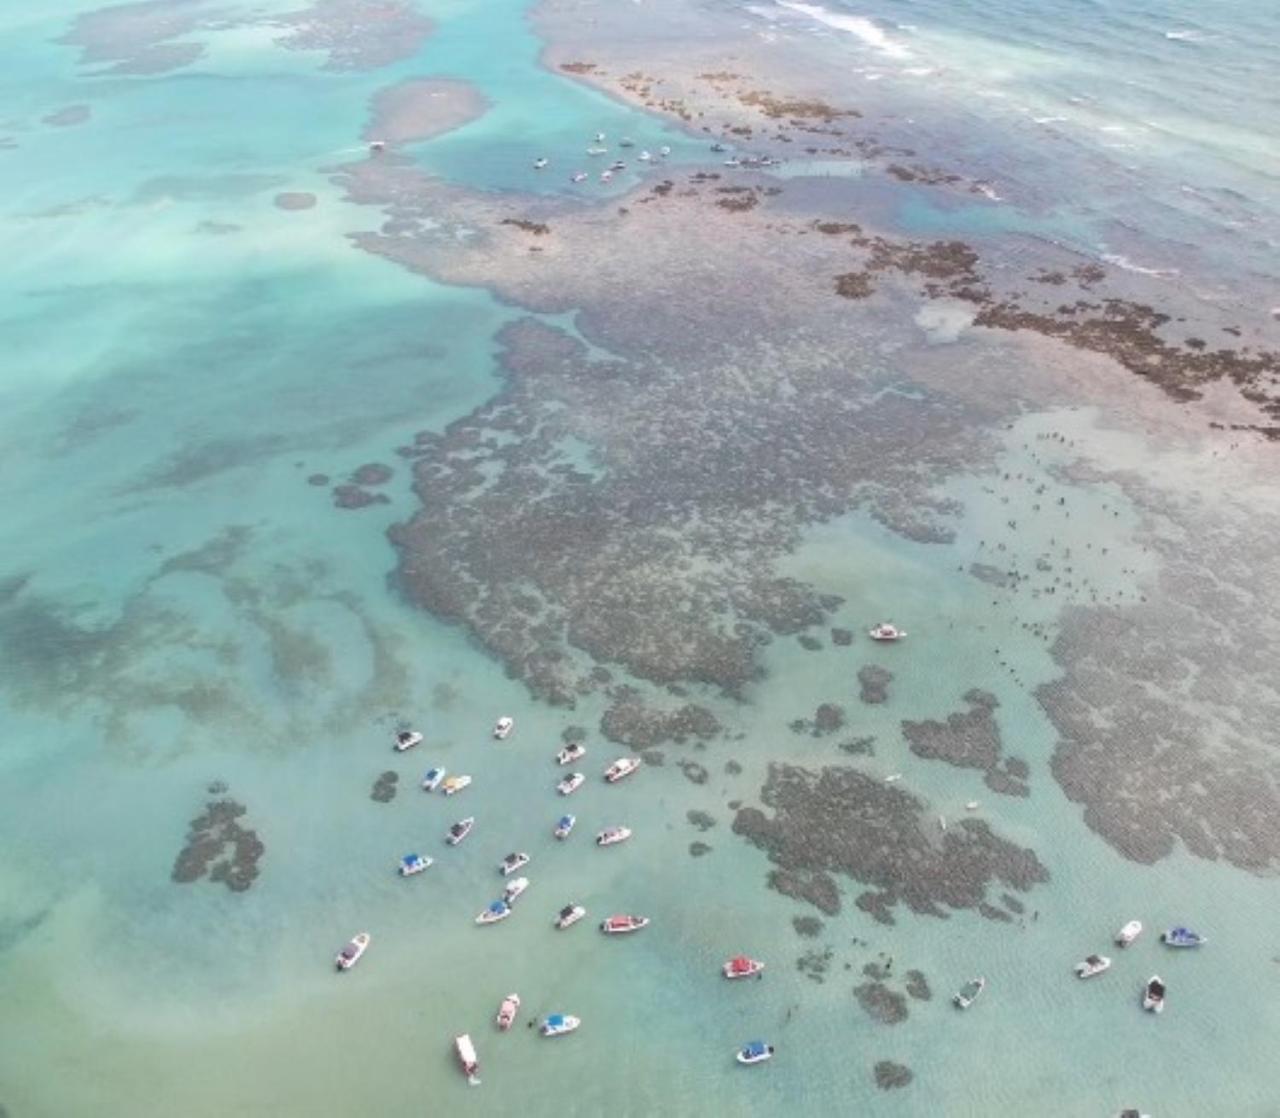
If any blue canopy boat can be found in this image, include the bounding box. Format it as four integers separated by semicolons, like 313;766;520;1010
399;853;432;876
1161;926;1207;948
736;1040;774;1065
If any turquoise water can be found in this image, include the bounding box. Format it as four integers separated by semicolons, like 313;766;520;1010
2;1;1279;1116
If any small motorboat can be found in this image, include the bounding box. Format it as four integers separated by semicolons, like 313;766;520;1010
953;976;986;1009
594;131;606;143
421;766;446;792
600;170;613;182
966;801;980;811
658;144;671;157
609;159;626;171
446;817;475;846
1143;975;1166;1013
884;773;903;783
336;932;370;971
399;853;433;877
533;157;548;169
571;171;588;183
619;137;635;148
737;1041;774;1066
503;876;529;904
600;915;649;935
1074;954;1111;979
556;904;586;930
1161;926;1207;948
586;146;607;156
604;757;641;784
476;900;512;925
869;622;907;642
723;157;741;167
369;139;386;152
554;814;576;840
557;772;585;796
499;851;530;876
442;775;472;796
495;993;520;1031
723;955;765;979
455;1033;480;1086
541;1013;580;1037
557;742;586;765
596;826;632;847
638;150;652;162
710;142;726;153
493;716;514;740
1116;920;1143;947
395;729;423;751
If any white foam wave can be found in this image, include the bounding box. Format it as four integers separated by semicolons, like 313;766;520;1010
974;182;1003;202
1164;29;1203;41
775;1;911;58
1100;253;1180;277
1033;116;1067;125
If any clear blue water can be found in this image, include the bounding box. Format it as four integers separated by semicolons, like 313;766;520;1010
1;0;1277;1115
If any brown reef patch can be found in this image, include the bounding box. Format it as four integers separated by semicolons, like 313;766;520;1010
363;77;488;145
874;1061;913;1089
172;797;264;892
902;689;1030;797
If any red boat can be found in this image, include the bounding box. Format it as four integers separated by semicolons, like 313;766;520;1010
723;955;765;979
600;915;650;935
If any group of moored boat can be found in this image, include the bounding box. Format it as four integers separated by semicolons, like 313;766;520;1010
1062;919;1208;1014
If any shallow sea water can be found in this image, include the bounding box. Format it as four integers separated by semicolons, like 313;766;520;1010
2;1;1279;1116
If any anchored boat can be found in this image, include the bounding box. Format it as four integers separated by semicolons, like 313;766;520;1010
723;955;765;979
1115;920;1143;947
604;757;641;784
399;853;433;877
554;814;576;840
476;900;512;926
869;622;907;642
441;775;472;796
1161;926;1206;948
596;826;632;847
557;742;586;766
953;977;986;1009
421;766;446;792
1074;954;1111;979
601;914;649;935
446;817;475;846
499;851;530;876
557;772;585;796
455;1033;480;1086
493;716;514;740
556;904;586;930
737;1041;774;1065
1143;975;1166;1013
503;876;529;904
495;993;520;1031
336;932;370;971
541;1013;580;1037
395;729;423;752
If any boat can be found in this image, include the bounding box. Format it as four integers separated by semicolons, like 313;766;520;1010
600;914;649;935
609;160;626;171
499;851;531;876
395;729;423;751
600;170;613;182
604;757;641;784
503;876;529;904
869;622;907;641
594;132;606;143
586;146;607;156
1143;975;1166;1013
557;772;585;796
476;900;512;925
953;977;986;1009
596;826;632;847
493;716;514;740
571;172;588;183
399;853;433;877
455;1033;480;1086
723;955;765;979
557;742;586;765
966;801;980;811
1161;926;1207;948
336;932;370;971
736;1041;774;1066
658;145;671;157
554;814;576;840
556;904;586;930
533;157;548;169
1074;954;1111;979
541;1013;581;1037
495;993;520;1031
442;775;472;796
446;817;475;845
884;773;903;783
619;137;635;147
710;142;726;153
421;766;446;791
369;139;386;152
723;157;741;167
1115;920;1143;947
638;150;652;162
1116;1111;1152;1118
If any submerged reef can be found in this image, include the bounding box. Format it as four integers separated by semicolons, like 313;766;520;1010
792;915;823;937
904;969;931;1001
733;764;1047;920
902;689;1030;797
363;77;488;146
275;192;317;211
599;689;720;747
874;1061;914;1089
857;665;892;704
370;770;398;802
854;981;908;1024
172;798;264;892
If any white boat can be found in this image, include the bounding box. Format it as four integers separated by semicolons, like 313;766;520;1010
533;157;548;169
600;914;649;935
736;1041;774;1065
965;801;980;811
1116;920;1143;947
399;853;433;877
604;757;641;784
609;160;626;171
503;876;529;904
455;1033;480;1086
869;622;907;642
495;993;520;1031
476;900;512;925
442;775;472;796
638;150;652;162
395;729;423;751
586;146;607;156
556;904;586;930
723;157;741;167
596;826;632;847
600;170;613;182
421;766;446;791
723;955;765;979
499;851;531;876
541;1013;580;1037
953;976;986;1009
1074;954;1111;979
571;172;588;183
1143;975;1166;1013
658;145;671;157
446;817;475;845
557;772;585;796
336;932;370;971
554;814;576;840
369;139;386;152
493;716;514;740
884;773;903;783
557;742;586;766
710;142;726;153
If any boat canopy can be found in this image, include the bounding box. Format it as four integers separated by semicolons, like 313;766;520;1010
743;1041;768;1056
546;1015;566;1028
